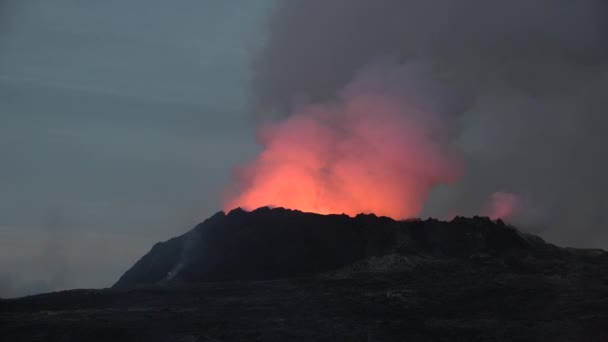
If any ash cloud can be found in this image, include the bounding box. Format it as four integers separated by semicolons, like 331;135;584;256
250;0;608;247
226;61;462;218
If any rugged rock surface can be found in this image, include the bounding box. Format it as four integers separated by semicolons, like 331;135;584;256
114;207;547;288
2;207;608;341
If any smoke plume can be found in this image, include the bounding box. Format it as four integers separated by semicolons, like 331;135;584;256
226;62;462;218
230;0;608;247
486;192;520;221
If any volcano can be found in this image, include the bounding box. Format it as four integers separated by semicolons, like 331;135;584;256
3;207;608;341
114;207;547;288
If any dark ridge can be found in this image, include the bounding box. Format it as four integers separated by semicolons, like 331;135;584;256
113;207;550;288
5;207;608;341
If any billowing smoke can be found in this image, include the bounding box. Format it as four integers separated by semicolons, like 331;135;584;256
225;62;462;218
486;192;519;220
230;0;608;247
483;191;548;234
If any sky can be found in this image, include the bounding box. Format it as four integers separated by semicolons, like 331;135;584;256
1;0;606;298
0;0;273;297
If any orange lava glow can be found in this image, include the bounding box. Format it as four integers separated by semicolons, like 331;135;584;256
225;65;462;219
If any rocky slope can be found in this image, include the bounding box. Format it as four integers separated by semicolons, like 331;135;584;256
2;207;608;341
114;207;548;288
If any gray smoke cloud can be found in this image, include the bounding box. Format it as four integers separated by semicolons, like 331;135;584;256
251;0;608;247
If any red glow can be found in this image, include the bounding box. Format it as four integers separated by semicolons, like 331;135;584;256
487;191;519;220
225;65;461;219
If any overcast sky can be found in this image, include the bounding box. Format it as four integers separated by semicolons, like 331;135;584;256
1;0;606;298
0;0;273;297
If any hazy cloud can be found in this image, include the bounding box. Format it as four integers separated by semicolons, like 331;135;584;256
251;0;608;247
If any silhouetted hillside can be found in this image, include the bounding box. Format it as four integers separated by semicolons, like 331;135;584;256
114;207;549;288
3;208;608;341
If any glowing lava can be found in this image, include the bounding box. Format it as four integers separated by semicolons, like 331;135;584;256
225;63;462;219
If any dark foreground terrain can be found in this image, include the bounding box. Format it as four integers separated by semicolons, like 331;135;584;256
2;207;608;341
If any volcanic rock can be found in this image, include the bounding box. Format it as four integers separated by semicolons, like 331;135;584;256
113;207;546;288
2;207;608;341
